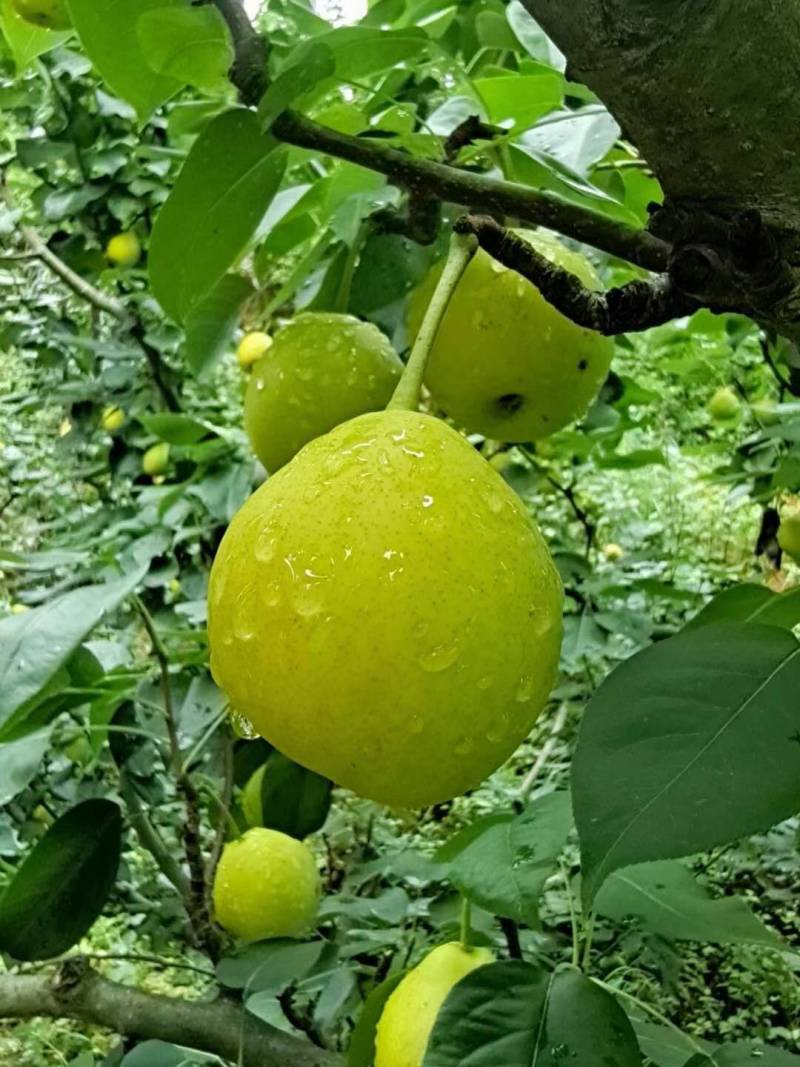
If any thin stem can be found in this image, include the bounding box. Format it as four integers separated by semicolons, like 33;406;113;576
388;230;478;412
562;863;580;969
519;701;569;801
459;896;473;952
206;735;236;914
75;952;215;979
581;909;596;972
118;769;191;901
133;596;221;960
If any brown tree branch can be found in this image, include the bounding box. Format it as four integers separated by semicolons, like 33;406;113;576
134;596;222;960
209;0;268;103
272;111;669;271
16;224;179;410
0;960;341;1067
457;214;698;333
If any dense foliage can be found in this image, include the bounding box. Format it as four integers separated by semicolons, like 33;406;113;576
0;1;799;1066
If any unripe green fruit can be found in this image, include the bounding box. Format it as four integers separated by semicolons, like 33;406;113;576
375;943;495;1067
602;542;624;561
778;507;800;563
241;764;266;827
142;442;170;477
106;232;141;268
101;405;125;433
11;0;70;29
209;409;563;808
244;312;403;473
237;331;273;368
212;827;320;941
708;386;740;421
408;230;614;441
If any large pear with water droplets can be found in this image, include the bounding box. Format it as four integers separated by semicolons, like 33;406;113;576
208;410;562;807
408;230;614;441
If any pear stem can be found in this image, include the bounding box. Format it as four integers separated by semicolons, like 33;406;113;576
388;229;478;412
459;896;473;952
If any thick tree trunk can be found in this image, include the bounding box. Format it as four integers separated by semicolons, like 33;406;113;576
524;1;800;331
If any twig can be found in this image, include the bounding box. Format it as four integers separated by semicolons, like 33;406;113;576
210;0;268;103
759;333;797;395
498;917;523;960
278;985;328;1050
443;114;506;162
118;768;191;901
522;448;595;553
519;702;570;801
205;734;235;914
0;961;341;1067
272;112;669;271
16;225;178;410
134;596;221;960
455;213;697;332
72;952;215;979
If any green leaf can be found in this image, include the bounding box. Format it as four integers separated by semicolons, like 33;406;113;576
184;273;254;378
149;109;287;323
121;1040;220;1066
505;1;565;69
0;0;71;70
259;750;332;840
443;792;572;925
686;584;800;631
595;860;782;947
0;569;144;741
67;0;184;122
475;10;521;50
257;42;336;129
687;1045;800;1066
0;799;122;960
216;938;324;993
475;73;563;133
139;412;215;446
136;4;234;91
347;970;409;1067
425;962;642;1066
0;728;53;804
572;624;800;903
521;107;619;176
283;26;427;84
629;1019;714;1067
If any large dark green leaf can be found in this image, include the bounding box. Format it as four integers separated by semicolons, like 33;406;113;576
216;938;324;993
184;273;254;378
595;860;782;947
136;4;233;91
259;751;332;840
573;624;800;902
441;792;572;925
67;0;183;121
0;568;144;741
149;109;286;323
0;799;122;960
686;585;800;631
424;962;642;1066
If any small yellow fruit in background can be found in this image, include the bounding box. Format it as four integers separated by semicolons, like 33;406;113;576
209;409;563;808
602;543;624;561
168;577;181;596
244;312;403;473
101;405;125;433
778;505;800;563
11;0;70;29
106;232;142;268
375;943;494;1067
241;764;266;827
212;827;320;941
408;230;614;441
237;331;273;369
142;442;170;477
10;603;30;615
708;386;740;422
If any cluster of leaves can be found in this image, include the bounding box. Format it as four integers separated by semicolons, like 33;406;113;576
0;1;799;1067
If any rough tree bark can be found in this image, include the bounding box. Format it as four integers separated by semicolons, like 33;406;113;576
524;1;800;333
